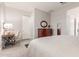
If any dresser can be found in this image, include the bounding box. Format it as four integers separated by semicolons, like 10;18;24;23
38;28;53;37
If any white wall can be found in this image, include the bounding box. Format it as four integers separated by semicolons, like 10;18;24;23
0;4;3;49
50;3;79;36
1;3;79;40
0;4;50;39
22;16;34;39
0;4;33;40
50;9;67;35
5;7;31;40
34;8;50;38
30;10;35;39
67;7;79;36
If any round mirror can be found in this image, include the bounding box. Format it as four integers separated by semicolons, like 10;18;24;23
40;21;48;28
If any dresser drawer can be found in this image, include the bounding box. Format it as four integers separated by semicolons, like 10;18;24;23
38;28;53;37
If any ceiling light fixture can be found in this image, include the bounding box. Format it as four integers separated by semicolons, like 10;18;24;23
59;2;67;5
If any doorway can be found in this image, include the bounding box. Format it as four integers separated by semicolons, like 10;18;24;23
22;16;32;39
67;7;79;36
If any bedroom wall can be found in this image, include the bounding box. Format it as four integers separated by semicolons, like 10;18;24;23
67;7;79;36
22;15;34;39
50;3;79;36
0;4;3;34
5;7;31;40
50;9;67;35
30;10;35;39
0;3;33;40
0;4;2;49
0;3;50;40
1;7;50;39
34;8;50;38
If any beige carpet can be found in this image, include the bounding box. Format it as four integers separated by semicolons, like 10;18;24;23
0;39;31;57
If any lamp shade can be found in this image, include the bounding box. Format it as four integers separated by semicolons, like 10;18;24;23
4;23;13;30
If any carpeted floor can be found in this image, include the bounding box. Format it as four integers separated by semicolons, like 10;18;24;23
0;39;31;57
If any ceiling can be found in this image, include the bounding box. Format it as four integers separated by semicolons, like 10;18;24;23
4;2;72;13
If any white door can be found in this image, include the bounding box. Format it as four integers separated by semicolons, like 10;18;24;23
22;16;32;39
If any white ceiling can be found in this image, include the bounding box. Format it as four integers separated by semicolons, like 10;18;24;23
5;2;72;13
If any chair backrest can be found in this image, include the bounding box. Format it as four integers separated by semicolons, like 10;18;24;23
15;31;20;39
